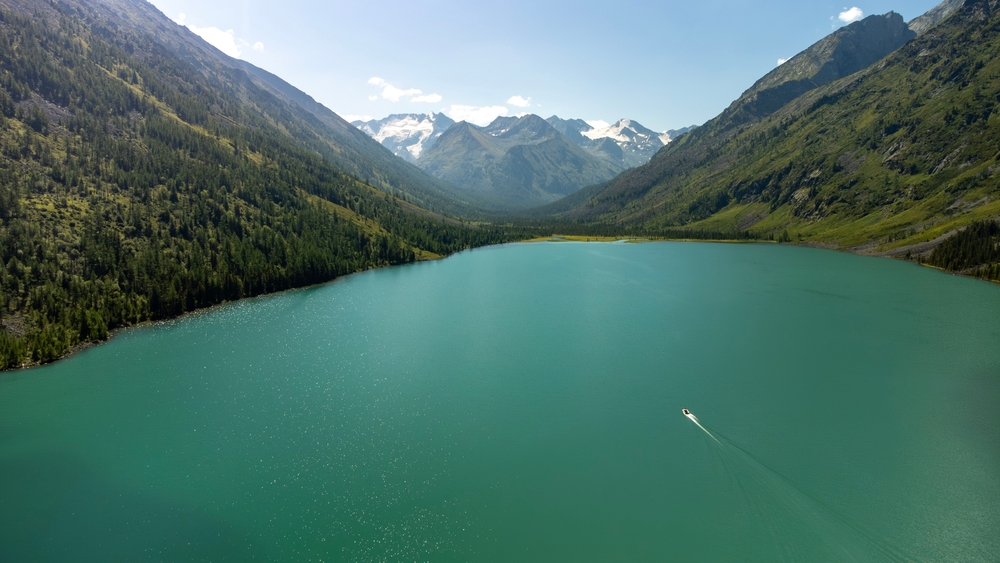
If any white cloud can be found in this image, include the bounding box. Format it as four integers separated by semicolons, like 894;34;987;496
368;76;434;102
585;120;611;130
368;95;379;101
411;93;443;103
444;105;509;126
838;7;864;24
507;95;531;108
777;57;790;65
383;85;422;102
344;114;373;122
175;13;266;59
189;25;241;57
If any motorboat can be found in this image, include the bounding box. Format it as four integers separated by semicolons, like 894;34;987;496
682;408;691;416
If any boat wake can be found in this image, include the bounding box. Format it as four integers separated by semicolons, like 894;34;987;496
681;408;921;563
681;408;720;444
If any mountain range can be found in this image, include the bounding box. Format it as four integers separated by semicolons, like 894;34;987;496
414;115;623;208
546;117;697;168
353;113;695;168
353;113;698;208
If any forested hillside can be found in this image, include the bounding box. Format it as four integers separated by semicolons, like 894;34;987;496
0;2;510;368
548;1;1000;282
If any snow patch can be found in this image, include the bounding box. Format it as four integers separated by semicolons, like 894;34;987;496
582;119;639;143
373;115;437;158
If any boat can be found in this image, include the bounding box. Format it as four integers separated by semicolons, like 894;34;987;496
682;408;691;416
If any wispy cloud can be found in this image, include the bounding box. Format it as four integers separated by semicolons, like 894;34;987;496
175;13;264;59
190;25;241;57
445;105;508;126
585;120;610;130
411;93;443;103
506;95;531;108
344;114;373;123
367;77;441;103
837;7;864;24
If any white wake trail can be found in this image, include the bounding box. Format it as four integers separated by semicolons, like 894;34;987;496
683;410;721;444
681;408;919;563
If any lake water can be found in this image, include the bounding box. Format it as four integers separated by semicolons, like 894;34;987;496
1;242;999;562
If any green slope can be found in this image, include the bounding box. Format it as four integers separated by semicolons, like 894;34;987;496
552;1;1000;280
7;0;491;218
0;0;512;368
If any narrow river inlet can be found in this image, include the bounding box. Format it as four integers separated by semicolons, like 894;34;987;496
2;242;999;562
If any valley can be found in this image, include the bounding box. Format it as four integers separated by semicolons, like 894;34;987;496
1;0;999;560
0;0;998;368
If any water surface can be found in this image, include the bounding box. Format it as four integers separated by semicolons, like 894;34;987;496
2;242;999;561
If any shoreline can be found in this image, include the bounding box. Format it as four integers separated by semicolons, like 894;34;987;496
521;235;766;244
7;236;997;374
1;254;447;374
525;235;1000;285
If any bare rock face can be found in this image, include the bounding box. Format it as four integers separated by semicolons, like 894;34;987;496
908;0;965;35
722;12;916;128
557;10;924;223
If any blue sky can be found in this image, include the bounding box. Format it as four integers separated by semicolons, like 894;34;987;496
147;0;946;131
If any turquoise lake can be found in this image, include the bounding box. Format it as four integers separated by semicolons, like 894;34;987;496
1;242;999;561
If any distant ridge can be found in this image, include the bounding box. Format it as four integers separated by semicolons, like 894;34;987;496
354;112;698;209
546;117;698;169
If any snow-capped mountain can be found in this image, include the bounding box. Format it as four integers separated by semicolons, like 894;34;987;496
351;112;698;172
547;117;699;169
416;114;621;208
351;113;695;170
352;113;455;162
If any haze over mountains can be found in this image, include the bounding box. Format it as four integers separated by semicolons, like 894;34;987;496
352;113;699;207
416;114;623;207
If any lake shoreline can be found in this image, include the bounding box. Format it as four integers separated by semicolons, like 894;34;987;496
1;254;447;374
529;235;1000;286
5;240;998;560
7;236;996;374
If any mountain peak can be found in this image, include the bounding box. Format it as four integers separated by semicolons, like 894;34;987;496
717;10;915;129
351;112;455;161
